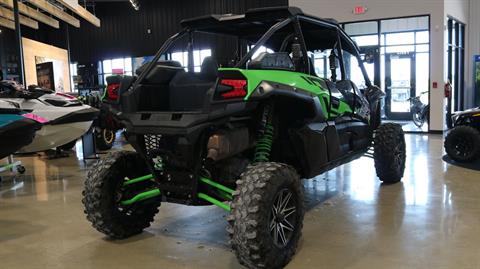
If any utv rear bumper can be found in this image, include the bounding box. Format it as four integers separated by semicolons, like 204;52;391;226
119;101;255;135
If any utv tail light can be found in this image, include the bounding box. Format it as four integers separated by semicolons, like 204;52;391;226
219;79;247;99
107;83;120;101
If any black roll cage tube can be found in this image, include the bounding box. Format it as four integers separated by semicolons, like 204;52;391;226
134;30;188;88
134;14;373;89
235;17;293;68
297;15;372;88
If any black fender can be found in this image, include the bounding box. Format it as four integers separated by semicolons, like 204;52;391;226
364;85;384;129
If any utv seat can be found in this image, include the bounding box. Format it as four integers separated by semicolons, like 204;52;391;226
169;57;219;111
136;61;184;111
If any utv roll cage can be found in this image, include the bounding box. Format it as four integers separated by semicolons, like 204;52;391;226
135;6;372;89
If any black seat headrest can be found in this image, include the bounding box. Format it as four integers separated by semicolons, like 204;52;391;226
106;75;123;85
141;60;184;84
200;57;218;80
135;60;183;76
248;52;294;71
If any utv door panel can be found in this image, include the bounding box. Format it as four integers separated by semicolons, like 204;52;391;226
324;125;342;161
289;124;329;178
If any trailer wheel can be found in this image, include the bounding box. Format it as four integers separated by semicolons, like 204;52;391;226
228;162;304;269
374;123;406;184
95;128;116;151
82;151;160;239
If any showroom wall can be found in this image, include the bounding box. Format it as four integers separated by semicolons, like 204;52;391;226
290;0;469;132
69;0;287;63
22;38;71;92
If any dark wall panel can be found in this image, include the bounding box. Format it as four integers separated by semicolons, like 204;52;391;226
69;0;287;62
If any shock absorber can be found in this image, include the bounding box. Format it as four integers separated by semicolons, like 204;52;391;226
254;104;274;163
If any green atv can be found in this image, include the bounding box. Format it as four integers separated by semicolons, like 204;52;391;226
82;7;406;269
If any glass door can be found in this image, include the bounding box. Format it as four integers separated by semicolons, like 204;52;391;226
385;53;416;120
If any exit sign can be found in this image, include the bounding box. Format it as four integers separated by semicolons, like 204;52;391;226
353;6;367;15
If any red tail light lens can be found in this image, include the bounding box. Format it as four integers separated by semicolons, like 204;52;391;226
219;79;247;99
107;83;120;101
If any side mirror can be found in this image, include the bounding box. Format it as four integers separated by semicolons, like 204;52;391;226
362;49;376;64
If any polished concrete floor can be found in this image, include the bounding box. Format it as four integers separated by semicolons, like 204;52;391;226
0;134;479;269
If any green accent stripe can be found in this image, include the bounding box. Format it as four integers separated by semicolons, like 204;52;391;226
197;192;231;211
200;177;234;195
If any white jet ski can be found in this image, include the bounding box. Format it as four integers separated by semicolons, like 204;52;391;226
0;81;98;153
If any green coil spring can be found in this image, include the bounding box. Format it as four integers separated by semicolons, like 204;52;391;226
254;123;274;162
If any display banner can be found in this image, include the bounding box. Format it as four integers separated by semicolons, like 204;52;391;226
475;56;480;106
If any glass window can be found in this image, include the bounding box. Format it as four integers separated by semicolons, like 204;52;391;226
111;59;124;72
102;60;112;74
345;21;378;36
193;49;212;72
352;35;379;46
385;45;415;53
314;57;325;78
171;49;212;72
381;16;428;33
125;58;133;72
70;63;77;92
193;50;201;72
171;51;188;70
416;31;429;43
416;44;429;53
343;50;369;89
385;32;415;45
311;49;340;80
100;57;133;85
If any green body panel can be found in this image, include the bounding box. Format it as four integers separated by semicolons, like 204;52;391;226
219;68;353;117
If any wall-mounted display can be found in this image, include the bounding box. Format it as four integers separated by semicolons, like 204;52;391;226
35;57;65;92
475;55;480;106
36;62;55;91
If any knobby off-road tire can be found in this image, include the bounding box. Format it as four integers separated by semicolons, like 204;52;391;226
82;150;160;239
444;126;480;163
95;128;115;151
374;123;406;184
228;162;305;269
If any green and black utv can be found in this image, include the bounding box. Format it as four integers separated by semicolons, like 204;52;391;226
444;107;480;162
82;7;406;269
